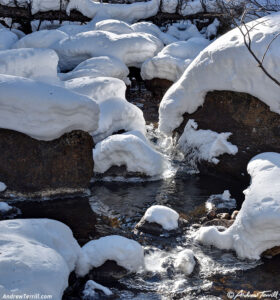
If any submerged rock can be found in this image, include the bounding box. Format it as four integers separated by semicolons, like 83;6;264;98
0;129;94;195
177;91;280;182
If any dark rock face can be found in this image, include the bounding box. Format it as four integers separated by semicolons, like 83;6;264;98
144;78;173;98
177;91;280;182
0;129;94;194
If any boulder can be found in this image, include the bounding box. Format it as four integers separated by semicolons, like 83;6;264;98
144;78;173;98
176;91;280;182
0;129;94;195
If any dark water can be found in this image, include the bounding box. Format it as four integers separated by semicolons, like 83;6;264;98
9;171;280;300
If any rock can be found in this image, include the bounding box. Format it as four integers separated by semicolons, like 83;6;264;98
216;213;230;220
206;209;216;220
176;91;280;182
202;218;234;228
88;260;129;282
231;210;239;220
144;78;173;98
0;129;94;195
135;217;187;236
262;246;280;258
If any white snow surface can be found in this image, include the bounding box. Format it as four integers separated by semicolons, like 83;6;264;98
0;29;18;50
196;152;280;260
0;75;99;140
159;12;280;135
76;235;144;277
67;0;160;23
141;38;210;82
95;19;133;35
93;131;169;176
174;249;196;275
64;76;126;102
55;31;163;71
178;120;238;164
0;219;81;299
0;202;12;212
162;0;178;13
0;48;59;84
83;280;113;297
0;182;7;192
59;56;129;83
143;205;179;230
13;29;68;49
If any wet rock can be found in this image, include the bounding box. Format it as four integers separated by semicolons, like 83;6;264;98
206;209;216;220
202;218;234;228
177;91;280;182
88;260;129;283
262;246;280;258
231;210;239;220
144;78;173;98
135;217;188;236
0;129;94;195
216;212;230;220
94;165;149;179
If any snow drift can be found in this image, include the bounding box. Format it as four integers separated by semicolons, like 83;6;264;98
159;12;280;135
196;152;280;260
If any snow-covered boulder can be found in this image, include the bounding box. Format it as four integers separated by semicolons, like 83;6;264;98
196;152;280;260
0;182;7;192
67;0;160;22
0;48;59;84
59;56;130;84
13;29;68;49
54;31;163;71
92;98;146;143
166;20;203;42
93;131;169;177
174;249;196;275
76;235;144;277
0;219;81;299
94;19;133;35
64;76;127;102
141;38;210;82
159;12;280;135
0;28;18;50
0;74;99;141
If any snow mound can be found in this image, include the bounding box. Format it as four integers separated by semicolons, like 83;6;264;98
159;12;280;135
67;0;160;23
0;182;7;192
0;202;12;212
55;30;163;71
0;219;81;299
76;235;144;277
0;29;18;50
166;20;203;41
64;76;126;102
162;0;178;13
0;75;99;141
196;152;280;260
143;205;179;230
92;98;146;143
59;55;129;83
83;280;113;298
13;29;68;49
174;249;196;275
178;120;238;164
141;38;210;82
93;131;169;177
95;19;133;35
206;190;236;212
0;48;59;84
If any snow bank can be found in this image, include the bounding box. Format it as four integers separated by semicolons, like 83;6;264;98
0;219;81;299
59;56;129;83
55;31;163;71
143;205;179;230
76;235;144;277
174;249;196;275
141;38;210;82
0;75;99;140
93;131;169;176
13;29;68;49
92;98;146;143
67;0;160;23
0;29;18;50
64;76;126;102
159;12;280;135
95;19;133;35
0;48;59;84
178;120;238;164
196;152;280;260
